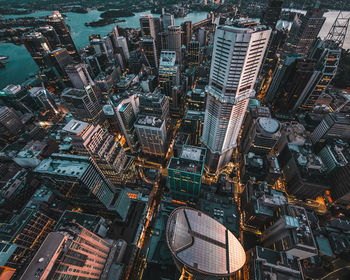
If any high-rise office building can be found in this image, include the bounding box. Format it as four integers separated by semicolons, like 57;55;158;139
0;84;32;113
181;110;204;146
244;246;303;280
161;13;174;32
265;55;316;113
61;85;102;122
135;116;167;157
278;143;329;198
63;119;128;184
0;207;56;278
167;26;182;63
65;63;93;89
295;27;344;112
311;113;350;144
34;153;130;220
44;48;73;87
186;88;206;111
116;36;130;62
37;25;61;50
241;181;287;230
113;94;139;153
29;87;58;112
282;5;325;58
240;117;281;156
139;91;169;120
182;21;193;48
261;204;318;259
140;14;160;40
23;32;52;70
261;0;284;29
158;51;180;102
20;223;114;280
168;145;206;200
187;40;200;67
46;11;80;61
0;106;24;144
331;161;350;205
201;22;271;173
140;37;158;68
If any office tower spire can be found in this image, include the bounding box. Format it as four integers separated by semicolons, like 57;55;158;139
201;21;271;173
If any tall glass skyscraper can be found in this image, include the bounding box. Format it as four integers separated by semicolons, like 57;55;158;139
201;21;271;173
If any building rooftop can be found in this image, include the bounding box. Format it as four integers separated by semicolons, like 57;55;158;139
258;117;280;134
34;153;90;178
166;207;245;276
103;105;115;116
20;232;66;280
160;51;176;67
61;87;86;98
168;146;206;175
135;116;164;128
63;119;89;135
181;146;203;162
55;210;109;237
253;246;303;280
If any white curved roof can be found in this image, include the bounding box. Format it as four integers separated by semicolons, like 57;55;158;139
258;117;280;134
166;207;246;276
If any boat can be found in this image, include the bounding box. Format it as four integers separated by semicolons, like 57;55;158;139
0;55;9;61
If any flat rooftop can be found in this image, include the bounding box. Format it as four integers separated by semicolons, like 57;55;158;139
135;116;164;128
63;119;89;135
20;232;66;280
181;146;203;162
160;51;176;67
34;154;90;178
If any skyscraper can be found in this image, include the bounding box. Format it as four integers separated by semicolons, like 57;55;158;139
158;50;180;99
311;113;350;144
46;11;80;61
161;13;174;32
201;22;271;173
168;145;206;200
282;5;325;58
34;153;130;219
63;119;128;184
140;14;160;40
37;25;61;50
267;57;316;114
261;0;284;29
113;94;139;153
140;37;158;68
135;116;167;157
61;85;102;122
116;36;130;62
187;40;200;67
182;21;193;48
23;32;52;70
65;63;93;89
29;87;58;112
20;223;114;280
167;26;182;63
0;106;24;144
44;48;73;87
